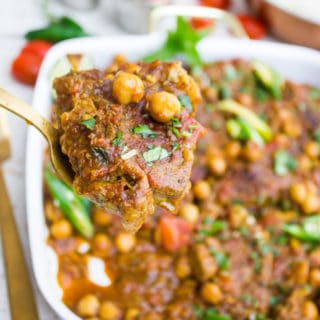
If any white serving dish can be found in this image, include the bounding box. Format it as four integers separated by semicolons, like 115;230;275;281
27;35;320;320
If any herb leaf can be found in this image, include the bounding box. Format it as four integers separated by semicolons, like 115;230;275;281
143;17;206;68
193;305;232;320
112;131;124;147
178;95;193;112
210;250;229;270
132;124;156;138
282;215;320;242
143;146;169;165
200;220;226;237
80;118;96;130
273;150;296;176
314;129;320;144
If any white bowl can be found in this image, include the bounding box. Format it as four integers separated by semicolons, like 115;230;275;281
26;35;320;320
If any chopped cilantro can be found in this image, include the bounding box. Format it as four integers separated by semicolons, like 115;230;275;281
269;296;280;307
178;95;193;112
310;88;320;100
120;147;138;160
193;305;232;320
219;85;232;99
80;118;96;130
170;118;182;138
273;150;296;176
210;250;229;270
199;220;226;237
112;131;124;147
132;124;156;138
224;64;237;81
182;130;192;138
172;143;180;151
240;294;258;306
142;145;169;165
314;129;320;144
250;252;261;273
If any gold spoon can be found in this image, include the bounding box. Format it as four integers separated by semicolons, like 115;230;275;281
0;88;74;185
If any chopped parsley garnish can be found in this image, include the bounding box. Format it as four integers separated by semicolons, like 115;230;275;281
178;95;193;111
314;129;320;144
142;145;169;165
182;130;192;138
199;220;226;237
269;296;280;307
250;252;262;273
112;131;124;147
310;88;320;100
132;124;156;138
273;150;296;176
91;147;109;164
224;64;237;81
170;118;182;138
219;85;232;99
172;143;180;151
210;250;229;270
80;118;96;130
193;305;232;320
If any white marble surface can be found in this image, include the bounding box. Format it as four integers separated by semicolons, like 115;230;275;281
0;0;248;319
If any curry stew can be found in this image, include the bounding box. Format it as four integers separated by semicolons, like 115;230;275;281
45;58;320;320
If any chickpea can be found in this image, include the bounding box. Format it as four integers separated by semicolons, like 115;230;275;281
292;261;309;285
290;183;307;205
283;120;302;138
242;141;263;162
148;91;181;123
302;194;320;215
115;232;137;253
200;282;223;304
99;301;122;320
237;93;253;106
44;202;62;222
297;154;313;172
50;219;72;239
302;300;319;320
304;141;320;159
310;268;320;287
274;134;290;148
174;256;192;279
92;233;112;256
208;156;227;176
112;72;144;105
228;204;248;228
179;203;199;224
224;141;241;159
125;308;140;320
193;180;211;201
92;207;111;226
77;294;100;317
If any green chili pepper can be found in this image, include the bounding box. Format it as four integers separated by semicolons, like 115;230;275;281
282;215;320;242
25;16;89;43
45;168;94;238
252;60;284;99
218;99;273;142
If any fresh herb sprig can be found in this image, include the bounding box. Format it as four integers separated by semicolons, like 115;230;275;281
143;17;206;68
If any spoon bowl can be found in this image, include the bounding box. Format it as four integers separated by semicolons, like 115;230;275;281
0;88;74;185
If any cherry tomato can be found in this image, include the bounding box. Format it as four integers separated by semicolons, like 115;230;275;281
11;53;43;85
237;14;266;39
159;215;192;252
21;40;52;59
198;0;230;9
190;18;214;30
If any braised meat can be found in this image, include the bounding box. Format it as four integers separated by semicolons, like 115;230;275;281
53;59;204;232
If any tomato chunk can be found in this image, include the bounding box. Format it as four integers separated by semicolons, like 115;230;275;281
198;0;231;9
190;18;214;30
237;14;266;40
11;53;43;86
21;40;52;58
159;215;193;252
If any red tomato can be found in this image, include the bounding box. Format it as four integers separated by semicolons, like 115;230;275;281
190;18;214;30
237;14;266;39
159;215;193;252
198;0;230;9
11;53;43;85
21;40;52;59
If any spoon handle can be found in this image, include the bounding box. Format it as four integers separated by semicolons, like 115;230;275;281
0;88;55;141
